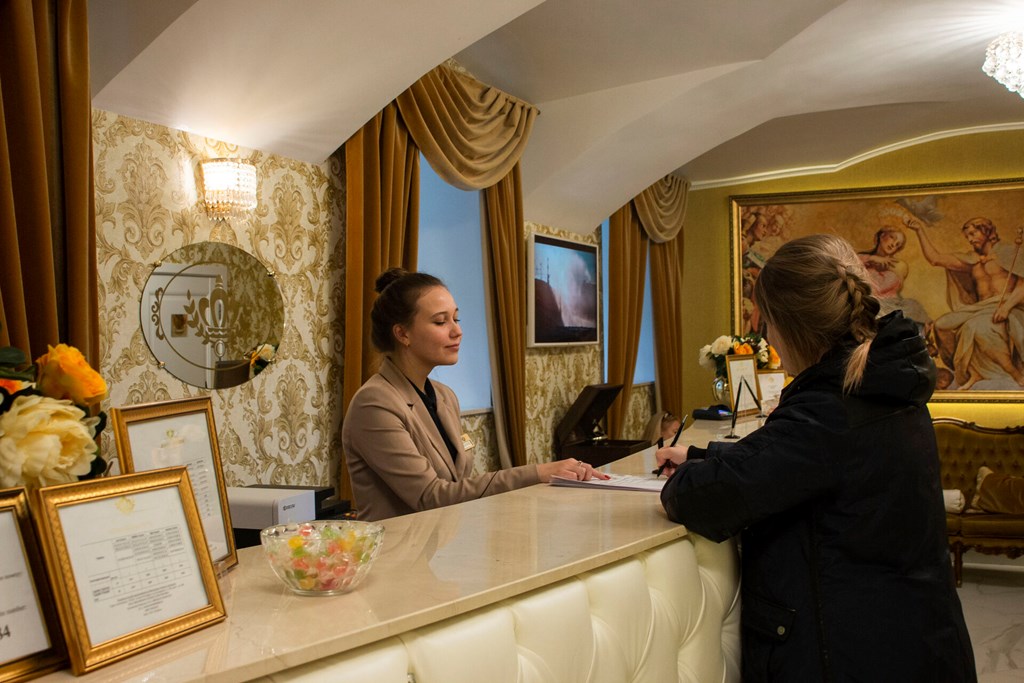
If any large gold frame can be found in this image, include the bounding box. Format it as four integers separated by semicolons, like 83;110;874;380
0;489;66;682
111;396;237;572
731;178;1024;403
31;469;226;674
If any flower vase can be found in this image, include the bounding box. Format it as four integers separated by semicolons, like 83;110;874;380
711;375;729;405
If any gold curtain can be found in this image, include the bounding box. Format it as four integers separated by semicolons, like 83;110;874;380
0;0;97;363
606;203;649;439
634;175;689;244
340;104;419;500
396;65;538;191
638;177;688;418
396;64;537;466
482;167;527;466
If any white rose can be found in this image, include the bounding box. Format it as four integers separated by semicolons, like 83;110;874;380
698;345;714;370
0;395;98;489
710;335;733;357
255;343;276;362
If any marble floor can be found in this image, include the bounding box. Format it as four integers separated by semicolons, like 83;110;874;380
959;566;1024;681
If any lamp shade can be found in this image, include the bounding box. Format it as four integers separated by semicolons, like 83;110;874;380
983;31;1024;98
201;158;258;219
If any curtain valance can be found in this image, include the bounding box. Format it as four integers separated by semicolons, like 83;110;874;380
633;174;689;243
396;65;538;191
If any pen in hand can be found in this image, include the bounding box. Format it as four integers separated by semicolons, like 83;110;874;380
652;415;688;476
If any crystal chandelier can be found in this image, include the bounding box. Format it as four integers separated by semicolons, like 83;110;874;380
200;158;258;220
983;32;1024;97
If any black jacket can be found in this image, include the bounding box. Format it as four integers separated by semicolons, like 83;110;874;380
663;313;976;682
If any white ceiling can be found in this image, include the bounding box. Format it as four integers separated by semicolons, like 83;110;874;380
90;0;1024;234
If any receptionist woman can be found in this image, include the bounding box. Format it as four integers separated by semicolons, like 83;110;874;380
342;268;605;521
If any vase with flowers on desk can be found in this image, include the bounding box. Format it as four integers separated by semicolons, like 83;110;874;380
0;342;108;490
699;333;781;406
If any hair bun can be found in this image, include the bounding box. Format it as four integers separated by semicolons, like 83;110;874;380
374;267;409;294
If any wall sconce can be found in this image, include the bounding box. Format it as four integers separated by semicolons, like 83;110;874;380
200;158;258;220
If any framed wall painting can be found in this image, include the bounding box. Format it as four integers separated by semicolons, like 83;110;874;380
111;397;237;573
731;178;1024;402
527;232;600;347
725;354;760;416
31;469;226;675
0;489;66;683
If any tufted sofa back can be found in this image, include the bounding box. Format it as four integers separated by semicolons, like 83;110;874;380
933;417;1024;501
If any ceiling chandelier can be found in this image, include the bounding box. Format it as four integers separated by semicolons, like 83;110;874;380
983;31;1024;98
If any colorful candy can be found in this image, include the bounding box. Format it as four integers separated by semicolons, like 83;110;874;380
261;520;384;595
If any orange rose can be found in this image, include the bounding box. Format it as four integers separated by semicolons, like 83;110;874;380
734;342;753;355
768;346;781;369
35;344;107;407
0;378;25;394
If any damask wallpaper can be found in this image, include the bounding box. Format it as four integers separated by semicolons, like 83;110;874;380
93;109;345;489
92;111;654;496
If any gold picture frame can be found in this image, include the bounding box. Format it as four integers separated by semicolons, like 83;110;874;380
31;469;226;675
756;369;787;409
0;489;66;682
725;354;760;417
731;178;1024;402
111;397;237;573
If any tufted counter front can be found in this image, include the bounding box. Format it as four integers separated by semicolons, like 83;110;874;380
37;446;740;683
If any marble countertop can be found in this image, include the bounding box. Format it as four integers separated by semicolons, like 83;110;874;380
37;419;758;682
37;439;720;683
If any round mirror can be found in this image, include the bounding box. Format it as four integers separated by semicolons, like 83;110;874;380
140;241;284;389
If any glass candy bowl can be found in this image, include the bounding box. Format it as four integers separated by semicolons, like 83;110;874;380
260;520;385;596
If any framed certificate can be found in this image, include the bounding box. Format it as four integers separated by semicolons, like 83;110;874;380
31;469;226;674
0;489;66;682
756;369;787;410
111;397;237;573
725;354;760;417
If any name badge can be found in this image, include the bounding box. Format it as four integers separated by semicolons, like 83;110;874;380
461;433;475;451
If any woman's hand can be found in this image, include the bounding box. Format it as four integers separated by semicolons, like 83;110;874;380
537;458;610;482
654;446;689;478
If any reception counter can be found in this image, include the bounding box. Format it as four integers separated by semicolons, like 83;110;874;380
37;429;743;683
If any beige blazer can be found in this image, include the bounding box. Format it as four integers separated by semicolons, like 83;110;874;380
342;357;539;521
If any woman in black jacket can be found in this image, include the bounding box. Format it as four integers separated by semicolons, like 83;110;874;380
657;234;976;682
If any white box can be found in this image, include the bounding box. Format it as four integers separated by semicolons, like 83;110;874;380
226;487;317;530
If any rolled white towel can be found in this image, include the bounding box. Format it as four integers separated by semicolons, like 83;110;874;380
943;489;965;513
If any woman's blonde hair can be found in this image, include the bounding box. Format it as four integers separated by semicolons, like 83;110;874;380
753;234;880;392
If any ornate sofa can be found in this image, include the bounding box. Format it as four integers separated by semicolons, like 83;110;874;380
933;417;1024;586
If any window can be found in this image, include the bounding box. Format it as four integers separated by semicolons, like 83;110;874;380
417;154;492;410
601;218;655;384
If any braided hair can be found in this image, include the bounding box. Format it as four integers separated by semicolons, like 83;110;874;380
753;234;881;392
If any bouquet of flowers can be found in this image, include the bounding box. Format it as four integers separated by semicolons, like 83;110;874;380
0;343;108;490
248;342;277;378
699;333;781;377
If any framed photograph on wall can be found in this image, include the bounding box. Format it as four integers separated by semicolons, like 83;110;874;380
0;489;66;682
731;178;1024;402
32;469;226;675
725;354;759;416
527;232;600;347
111;397;237;573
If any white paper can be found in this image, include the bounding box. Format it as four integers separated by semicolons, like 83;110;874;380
128;414;230;562
58;487;209;646
551;473;666;492
0;510;50;664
